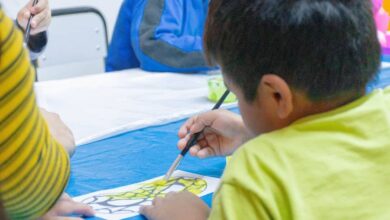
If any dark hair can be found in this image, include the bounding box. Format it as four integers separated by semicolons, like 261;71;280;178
204;0;381;102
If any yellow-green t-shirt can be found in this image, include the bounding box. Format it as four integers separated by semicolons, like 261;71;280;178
209;87;390;220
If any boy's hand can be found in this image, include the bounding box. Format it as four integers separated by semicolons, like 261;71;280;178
40;108;76;156
178;109;249;158
38;193;95;220
139;191;209;220
17;0;51;35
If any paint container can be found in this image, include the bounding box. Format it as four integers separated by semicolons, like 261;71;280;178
208;75;237;103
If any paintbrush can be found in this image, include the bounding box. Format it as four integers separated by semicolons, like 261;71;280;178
164;89;230;181
24;0;39;44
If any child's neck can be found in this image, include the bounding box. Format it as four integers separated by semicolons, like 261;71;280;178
290;91;365;123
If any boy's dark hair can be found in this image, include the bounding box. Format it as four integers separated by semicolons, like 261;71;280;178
204;0;381;102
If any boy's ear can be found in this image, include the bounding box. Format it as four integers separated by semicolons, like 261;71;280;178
259;74;294;119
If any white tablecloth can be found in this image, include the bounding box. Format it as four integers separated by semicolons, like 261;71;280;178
35;69;236;145
36;62;389;146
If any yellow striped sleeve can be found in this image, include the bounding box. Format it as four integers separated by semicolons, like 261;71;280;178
0;9;71;219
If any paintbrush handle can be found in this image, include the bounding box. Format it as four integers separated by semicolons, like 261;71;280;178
164;89;230;180
180;132;202;156
212;89;230;110
180;89;230;156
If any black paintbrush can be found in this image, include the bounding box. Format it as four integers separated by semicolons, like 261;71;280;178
164;89;230;180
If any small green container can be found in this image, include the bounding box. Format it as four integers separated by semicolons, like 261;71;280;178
208;76;237;103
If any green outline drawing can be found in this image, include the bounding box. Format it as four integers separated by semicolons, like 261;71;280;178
81;177;207;214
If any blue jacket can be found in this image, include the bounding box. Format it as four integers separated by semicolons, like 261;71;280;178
106;0;215;73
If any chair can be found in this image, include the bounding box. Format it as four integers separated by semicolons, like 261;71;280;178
36;7;109;81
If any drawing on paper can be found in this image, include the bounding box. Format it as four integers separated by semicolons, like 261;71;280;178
81;177;207;214
74;170;220;220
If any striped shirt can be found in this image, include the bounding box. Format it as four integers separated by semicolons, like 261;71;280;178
0;8;70;220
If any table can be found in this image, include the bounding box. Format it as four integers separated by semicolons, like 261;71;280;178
66;116;230;220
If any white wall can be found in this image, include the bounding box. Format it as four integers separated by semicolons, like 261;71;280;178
50;0;123;39
2;0;123;39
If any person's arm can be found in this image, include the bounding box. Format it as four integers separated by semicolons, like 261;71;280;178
138;159;272;220
139;146;280;220
0;9;92;219
16;21;48;60
38;193;95;220
106;0;140;72
134;0;216;73
26;31;48;59
139;191;209;220
16;0;51;60
40;108;76;156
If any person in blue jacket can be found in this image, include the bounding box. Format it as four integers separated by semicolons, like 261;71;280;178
106;0;216;73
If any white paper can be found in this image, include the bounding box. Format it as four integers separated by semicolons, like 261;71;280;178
74;171;220;220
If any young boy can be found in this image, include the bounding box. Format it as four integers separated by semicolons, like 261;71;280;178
140;0;390;219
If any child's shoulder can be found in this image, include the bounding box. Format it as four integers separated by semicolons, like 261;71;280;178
222;133;290;185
